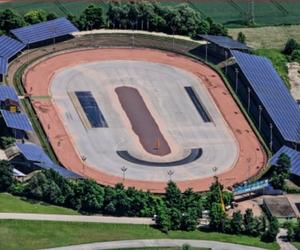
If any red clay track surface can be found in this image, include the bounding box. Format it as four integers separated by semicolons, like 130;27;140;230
24;48;266;193
115;86;171;156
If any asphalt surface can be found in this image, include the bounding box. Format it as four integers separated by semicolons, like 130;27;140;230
51;60;238;182
45;239;267;250
0;213;154;224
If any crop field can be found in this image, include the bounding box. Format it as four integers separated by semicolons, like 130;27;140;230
0;1;300;27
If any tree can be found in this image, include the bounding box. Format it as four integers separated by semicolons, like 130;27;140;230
24;9;46;24
231;210;244;234
79;4;104;30
156;204;171;233
262;217;279;242
206;180;223;209
243;209;260;236
0;160;13;192
46;12;58;21
181;208;198;231
0;9;25;33
0;136;15;149
270;153;291;190
291;49;300;63
165;181;182;210
209;203;226;231
283;38;300;55
237;31;246;44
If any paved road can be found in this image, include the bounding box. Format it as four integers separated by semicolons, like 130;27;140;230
0;213;154;224
45;239;267;250
277;228;297;250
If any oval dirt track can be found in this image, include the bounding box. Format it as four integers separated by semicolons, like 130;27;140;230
24;48;266;193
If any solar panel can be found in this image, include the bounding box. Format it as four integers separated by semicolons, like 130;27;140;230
199;35;250;50
0;57;7;75
0;85;19;102
231;50;300;143
269;146;300;177
34;162;81;178
16;142;52;164
0;35;25;59
75;91;108;128
10;17;79;44
1;110;33;131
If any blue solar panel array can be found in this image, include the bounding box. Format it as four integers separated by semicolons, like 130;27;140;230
0;57;7;75
16;142;53;164
1;110;33;131
270;146;300;177
0;35;25;59
16;142;80;178
199;35;250;50
10;17;79;44
0;85;19;102
34;162;81;178
75;91;108;128
231;50;300;143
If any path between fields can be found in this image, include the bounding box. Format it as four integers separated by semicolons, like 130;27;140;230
0;213;154;224
45;239;267;250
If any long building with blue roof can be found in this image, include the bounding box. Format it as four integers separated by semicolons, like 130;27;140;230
10;17;79;45
228;50;300;151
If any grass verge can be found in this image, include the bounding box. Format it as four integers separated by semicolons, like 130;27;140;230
292;242;300;250
0;193;78;215
0;220;279;250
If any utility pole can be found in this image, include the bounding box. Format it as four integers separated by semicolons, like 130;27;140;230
121;166;127;183
167;170;174;181
81;155;87;175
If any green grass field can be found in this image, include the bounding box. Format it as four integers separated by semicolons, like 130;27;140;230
0;220;279;250
112;248;210;250
0;193;78;215
292;242;300;250
0;1;299;28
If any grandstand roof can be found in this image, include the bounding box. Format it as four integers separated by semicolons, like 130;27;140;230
0;110;33;131
0;85;19;102
16;142;52;164
10;17;79;44
231;50;300;143
270;146;300;177
198;35;250;50
0;56;7;75
16;142;80;178
234;179;269;195
34;162;81;178
0;35;25;59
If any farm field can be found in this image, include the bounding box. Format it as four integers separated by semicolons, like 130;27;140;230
229;25;300;49
0;220;279;250
0;1;299;27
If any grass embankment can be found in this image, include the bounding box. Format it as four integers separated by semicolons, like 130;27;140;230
0;193;78;215
0;220;279;250
254;48;290;87
112;248;209;250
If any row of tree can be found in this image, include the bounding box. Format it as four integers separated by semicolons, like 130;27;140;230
0;159;280;242
0;2;228;37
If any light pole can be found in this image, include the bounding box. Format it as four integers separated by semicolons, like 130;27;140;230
258;105;262;131
224;50;228;75
121;166;127;183
131;21;136;48
235;68;239;94
171;26;176;50
167;170;174;181
269;123;273;152
81;155;87;175
205;41;208;62
247;87;251;113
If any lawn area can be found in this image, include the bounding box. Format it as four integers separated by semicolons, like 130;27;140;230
229;25;300;49
112;248;210;250
0;220;279;250
254;48;289;87
0;193;79;215
292;242;300;250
